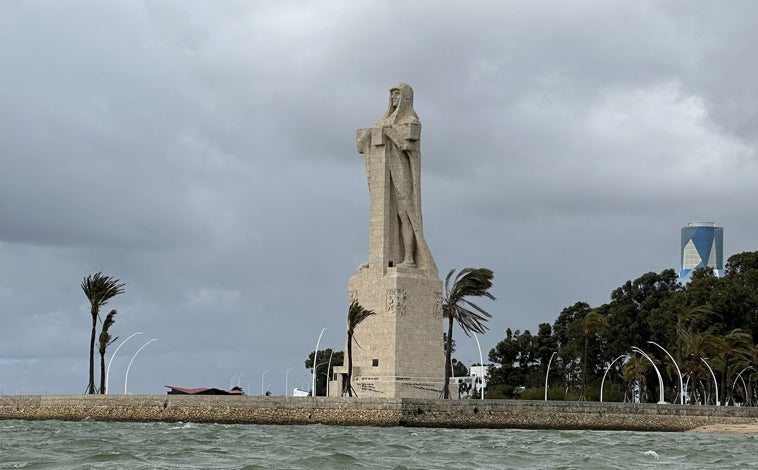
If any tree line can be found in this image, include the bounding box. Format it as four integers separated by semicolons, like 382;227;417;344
486;251;758;405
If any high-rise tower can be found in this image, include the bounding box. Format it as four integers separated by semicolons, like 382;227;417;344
679;222;724;281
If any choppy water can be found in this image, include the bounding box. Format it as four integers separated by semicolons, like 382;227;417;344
1;419;756;469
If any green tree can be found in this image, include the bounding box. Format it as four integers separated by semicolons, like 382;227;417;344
553;302;592;397
581;310;608;399
605;270;680;359
305;348;344;397
98;309;118;394
451;359;469;378
81;272;125;394
442;268;495;399
343;300;376;397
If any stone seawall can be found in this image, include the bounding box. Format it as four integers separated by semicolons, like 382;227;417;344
1;395;757;431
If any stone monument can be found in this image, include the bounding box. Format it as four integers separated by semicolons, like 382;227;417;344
332;83;445;398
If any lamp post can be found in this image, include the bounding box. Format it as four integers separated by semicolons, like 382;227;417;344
313;361;328;396
285;367;295;397
700;357;719;406
600;354;628;402
105;331;143;395
124;338;158;394
473;333;485;400
647;341;684;404
312;328;326;397
631;346;665;404
261;369;270;396
544;351;557;401
326;350;334;397
733;366;755;406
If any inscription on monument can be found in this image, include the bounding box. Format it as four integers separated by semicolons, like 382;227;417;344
386;288;407;316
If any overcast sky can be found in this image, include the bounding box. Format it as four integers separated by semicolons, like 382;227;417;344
2;1;757;395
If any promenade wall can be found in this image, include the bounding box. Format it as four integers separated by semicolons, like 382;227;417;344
1;395;757;431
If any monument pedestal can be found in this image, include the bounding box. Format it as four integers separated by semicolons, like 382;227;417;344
341;265;444;398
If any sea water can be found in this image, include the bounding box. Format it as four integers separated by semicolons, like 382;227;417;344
1;419;756;469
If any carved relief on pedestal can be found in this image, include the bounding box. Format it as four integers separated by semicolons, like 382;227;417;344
386;288;408;316
432;292;443;318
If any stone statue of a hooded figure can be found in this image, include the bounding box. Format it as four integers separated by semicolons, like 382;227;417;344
357;83;438;276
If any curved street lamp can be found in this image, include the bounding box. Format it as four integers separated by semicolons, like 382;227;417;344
313;361;328;396
325;350;334;397
473;333;485;400
700;357;719;406
544;352;557;401
648;341;684;404
124;338;158;394
105;331;143;395
631;346;666;404
261;369;270;396
312;328;326;397
600;354;628;402
733;366;755;406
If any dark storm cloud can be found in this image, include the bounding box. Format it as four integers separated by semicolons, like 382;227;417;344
1;0;756;394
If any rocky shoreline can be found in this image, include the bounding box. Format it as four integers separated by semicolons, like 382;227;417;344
1;395;757;432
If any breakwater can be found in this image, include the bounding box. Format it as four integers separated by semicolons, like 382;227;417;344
1;395;757;431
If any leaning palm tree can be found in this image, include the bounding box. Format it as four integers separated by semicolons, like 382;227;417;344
81;272;125;394
343;300;376;397
98;309;118;394
442;268;495;399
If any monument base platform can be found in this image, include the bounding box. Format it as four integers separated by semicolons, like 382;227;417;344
332;265;444;399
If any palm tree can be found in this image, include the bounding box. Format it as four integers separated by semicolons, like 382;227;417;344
343;300;376;397
678;327;713;404
711;328;752;404
622;355;650;402
442;268;495;399
98;309;118;394
81;272;125;394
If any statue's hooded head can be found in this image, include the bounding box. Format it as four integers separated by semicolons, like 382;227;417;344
377;82;419;126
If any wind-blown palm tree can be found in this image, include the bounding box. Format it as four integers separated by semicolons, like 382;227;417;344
442;268;495;399
343;300;376;397
711;328;752;404
678;327;714;404
82;272;125;394
98;309;118;394
622;355;650;402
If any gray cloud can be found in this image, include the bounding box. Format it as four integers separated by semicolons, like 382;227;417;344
1;0;756;394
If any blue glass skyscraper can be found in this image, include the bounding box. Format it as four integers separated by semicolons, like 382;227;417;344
679;222;724;281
